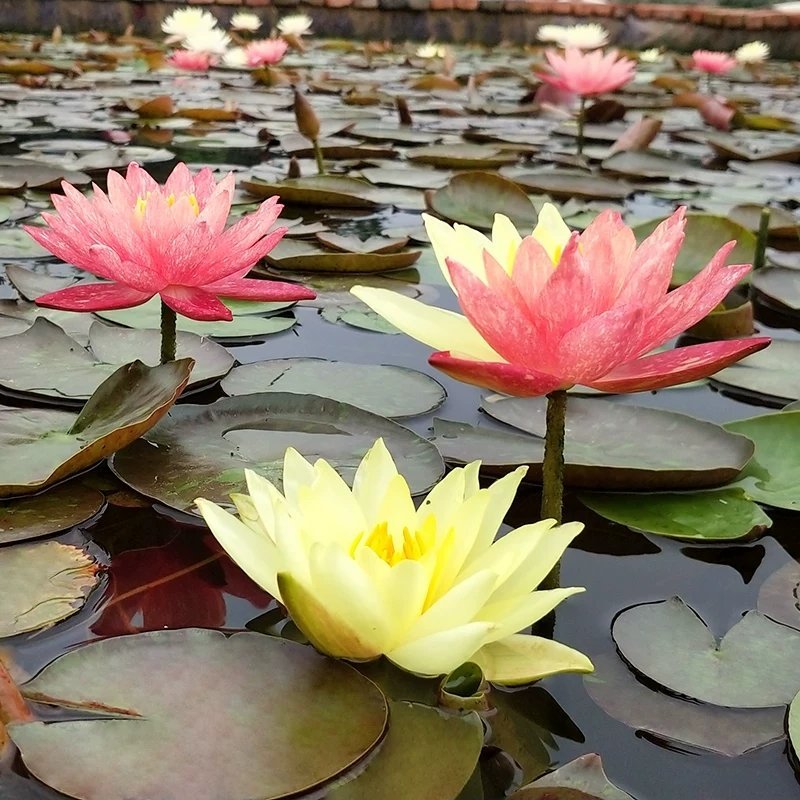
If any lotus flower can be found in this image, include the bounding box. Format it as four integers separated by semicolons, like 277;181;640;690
538;23;609;50
538;48;635;97
245;38;289;67
735;41;769;65
183;27;231;56
352;206;770;396
27;162;314;321
222;47;248;68
196;439;593;684
638;48;664;64
168;50;214;71
691;50;737;75
230;11;261;33
161;8;218;42
277;13;313;37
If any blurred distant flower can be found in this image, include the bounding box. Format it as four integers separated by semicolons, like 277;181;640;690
735;41;769;64
416;42;446;59
197;439;594;684
168;50;214;71
537;23;608;50
536;24;567;45
161;8;219;42
691;49;737;74
638;47;664;63
222;47;248;68
537;47;635;96
184;27;231;55
230;11;262;32
245;38;289;67
277;13;313;37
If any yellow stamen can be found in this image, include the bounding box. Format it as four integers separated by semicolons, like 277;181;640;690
355;516;437;567
135;192;200;217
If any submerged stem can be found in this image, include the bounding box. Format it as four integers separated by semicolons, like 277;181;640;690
540;389;568;591
576;96;587;158
160;300;177;364
753;206;771;272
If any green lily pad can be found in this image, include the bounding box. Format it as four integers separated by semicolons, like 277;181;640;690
321;306;402;334
612;597;800;708
0;158;91;192
426;171;538;231
0;318;232;403
315;233;410;255
5;264;91;300
0;298;95;346
242;176;379;208
481;396;754;491
711;339;800;406
9;629;388;800
406;144;518;169
348;123;442;145
724;410;800;511
361;166;451;190
579;488;771;541
0;540;99;637
584;654;785;758
0;229;53;260
220;358;446;419
0;481;105;544
728;205;798;238
512;754;634;800
265;240;421;274
757;560;800;632
790;692;800;763
110;392;445;514
95;296;296;341
0;358;192;498
631;213;756;286
329;701;483;800
752;268;800;319
512;172;633;201
602;150;691;180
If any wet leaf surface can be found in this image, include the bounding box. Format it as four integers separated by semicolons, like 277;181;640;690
513;754;634;800
757;560;800;631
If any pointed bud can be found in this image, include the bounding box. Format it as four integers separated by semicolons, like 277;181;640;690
287;156;301;179
293;88;320;141
396;96;412;127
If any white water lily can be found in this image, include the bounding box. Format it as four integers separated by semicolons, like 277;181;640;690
638;48;664;63
277;13;313;37
416;42;446;59
184;27;232;55
230;11;262;32
222;47;248;68
196;440;592;684
162;8;219;41
536;24;568;45
735;41;770;64
538;23;609;50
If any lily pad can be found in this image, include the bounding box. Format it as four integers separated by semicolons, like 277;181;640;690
631;214;756;286
0;229;52;260
612;597;800;708
0;540;99;637
110;392;445;514
0;319;232;402
790;692;800;763
513;754;634;800
265;240;421;274
406;144;518;169
728;205;798;239
220;358;446;419
752;268;800;318
0;298;95;346
602;151;689;180
584;654;785;758
481;396;754;491
0;358;192;497
579;488;771;541
315;233;410;255
95;295;296;341
512;172;633;201
9;629;388;800
724;410;800;511
0;481;105;544
757;560;800;631
426;171;538;231
243;176;379;208
329;701;483;800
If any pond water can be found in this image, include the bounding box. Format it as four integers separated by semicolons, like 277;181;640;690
0;30;799;800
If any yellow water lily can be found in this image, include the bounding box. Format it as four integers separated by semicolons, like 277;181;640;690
196;439;592;684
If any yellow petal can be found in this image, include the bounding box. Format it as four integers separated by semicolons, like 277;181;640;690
478;587;585;640
196;498;282;599
278;571;382;661
491;214;523;272
282;447;316;508
471;634;594;686
387;621;496;677
422;213;489;288
351;286;502;361
375;473;417;538
532;202;571;265
415;464;466;531
352;438;399;528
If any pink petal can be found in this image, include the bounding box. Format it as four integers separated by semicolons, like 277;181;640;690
36;283;152;312
429;351;566;397
577;209;637;303
510;236;555;308
206;277;315;301
163;162;194;197
588;338;771;393
160;286;233;321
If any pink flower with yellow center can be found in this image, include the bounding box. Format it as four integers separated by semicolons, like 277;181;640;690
27;162;314;321
352;206;769;397
244;38;288;67
537;47;636;97
691;50;737;75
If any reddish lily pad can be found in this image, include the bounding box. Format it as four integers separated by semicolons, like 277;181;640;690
9;629;388;800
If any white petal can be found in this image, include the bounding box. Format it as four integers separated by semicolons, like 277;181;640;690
352;438;399;528
282;447;316;508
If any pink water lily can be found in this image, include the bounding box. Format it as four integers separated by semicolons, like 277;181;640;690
27;162;314;321
352;206;769;396
168;50;215;71
244;38;288;67
691;50;737;75
537;47;635;97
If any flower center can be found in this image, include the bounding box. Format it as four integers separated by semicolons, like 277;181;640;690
351;517;437;566
135;192;200;217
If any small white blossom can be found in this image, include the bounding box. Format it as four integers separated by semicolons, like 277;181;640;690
735;41;770;64
161;8;219;41
276;13;313;37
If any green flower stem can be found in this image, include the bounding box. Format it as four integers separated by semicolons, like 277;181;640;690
160;300;177;364
753;206;771;272
576;96;587;158
540;388;567;591
312;138;326;176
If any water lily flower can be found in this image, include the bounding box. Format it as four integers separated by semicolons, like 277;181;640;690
277;13;313;37
161;8;219;42
196;439;593;684
416;42;446;59
168;50;214;71
351;206;770;396
26;162;314;321
538;47;635;97
230;11;261;33
691;49;737;75
735;41;770;65
538;23;609;50
638;47;664;63
245;38;289;67
222;47;248;68
183;27;232;56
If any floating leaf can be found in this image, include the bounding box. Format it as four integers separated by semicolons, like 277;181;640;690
584;654;784;758
728;205;798;238
407;144;518;169
0;481;105;544
0;541;98;637
220;358;445;419
752;268;800;318
757;560;800;631
612;597;800;708
0;359;192;497
579;488;771;541
512;172;632;201
513;754;634;800
111;392;445;514
315;233;410;254
329;701;483;800
265;240;421;274
790;692;800;764
243;175;379;208
9;629;388;800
